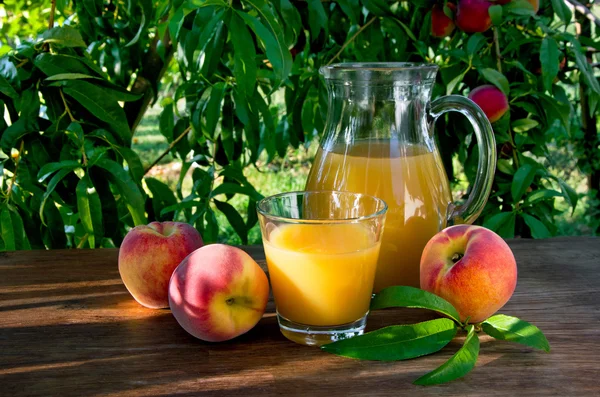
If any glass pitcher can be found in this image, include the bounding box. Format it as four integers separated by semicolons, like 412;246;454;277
305;63;496;291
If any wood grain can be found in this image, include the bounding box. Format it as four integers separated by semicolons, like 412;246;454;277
0;237;599;396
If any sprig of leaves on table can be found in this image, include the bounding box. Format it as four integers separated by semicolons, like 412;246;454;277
321;286;550;386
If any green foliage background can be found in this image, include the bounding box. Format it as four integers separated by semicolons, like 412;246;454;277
0;0;598;249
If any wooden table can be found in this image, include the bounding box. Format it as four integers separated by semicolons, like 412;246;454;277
1;237;599;396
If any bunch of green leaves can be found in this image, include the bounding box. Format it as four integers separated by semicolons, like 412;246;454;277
1;0;598;250
322;286;550;385
0;25;152;249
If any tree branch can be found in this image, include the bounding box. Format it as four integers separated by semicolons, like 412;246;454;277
7;140;25;200
565;0;600;29
493;28;502;73
326;16;377;66
49;0;56;29
124;29;174;135
144;126;191;175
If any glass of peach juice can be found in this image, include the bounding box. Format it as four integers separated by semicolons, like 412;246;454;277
257;191;387;346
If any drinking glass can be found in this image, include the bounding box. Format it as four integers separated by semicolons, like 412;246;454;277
257;191;387;346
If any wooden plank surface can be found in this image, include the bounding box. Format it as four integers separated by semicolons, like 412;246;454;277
0;237;599;396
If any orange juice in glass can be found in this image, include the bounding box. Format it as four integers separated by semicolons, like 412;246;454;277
257;191;387;346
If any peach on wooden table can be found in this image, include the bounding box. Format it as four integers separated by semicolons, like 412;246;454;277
118;221;203;309
169;244;270;342
420;225;517;323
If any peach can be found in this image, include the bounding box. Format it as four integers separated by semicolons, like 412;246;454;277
431;4;456;38
420;225;517;323
528;0;539;13
456;0;492;33
118;222;203;309
168;244;269;342
468;85;509;123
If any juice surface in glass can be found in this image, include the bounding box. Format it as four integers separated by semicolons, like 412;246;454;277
306;140;452;291
264;222;381;326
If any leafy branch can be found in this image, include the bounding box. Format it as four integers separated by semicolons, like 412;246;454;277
144;126;191;175
326;16;377;66
322;287;550;386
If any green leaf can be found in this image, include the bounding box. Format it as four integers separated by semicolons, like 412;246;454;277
306;0;328;39
62;80;131;143
413;325;479;385
247;198;258;229
44;73;99;82
95;158;147;226
214;199;248;244
558;179;578;211
228;12;257;99
446;69;468;95
524;189;562;205
210;182;264;201
536;94;571;133
489;4;503;26
125;0;152;47
117;147;144;182
392;18;417;42
76;174;103;249
34;53;95;77
521;213;551;239
512;118;539;133
1;208;15;251
146;177;178;221
571;41;600;95
0;118;35;153
506;0;535;15
550;0;572;24
483;314;550;352
204;82;226;139
39;168;75;224
277;0;303;44
466;34;486;57
321;318;458;361
0;74;18;99
204;207;219;243
8;209;30;250
496;159;515;175
362;0;391;15
480;68;510;95
37;160;81;182
483;212;516;239
540;37;559;93
371;286;461;323
221;94;235;161
159;103;174;142
238;6;292;87
511;163;537;202
42;26;87;48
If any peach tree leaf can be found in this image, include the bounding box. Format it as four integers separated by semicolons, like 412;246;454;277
482;314;550;352
371;286;461;323
321;318;457;361
413;325;479;385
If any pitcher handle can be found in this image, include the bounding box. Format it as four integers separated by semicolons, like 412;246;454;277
429;95;497;225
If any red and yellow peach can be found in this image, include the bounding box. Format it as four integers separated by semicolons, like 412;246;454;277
420;225;517;323
456;0;492;33
168;244;270;342
118;222;204;309
431;4;456;38
468;85;509;123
